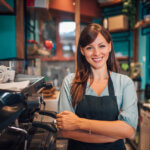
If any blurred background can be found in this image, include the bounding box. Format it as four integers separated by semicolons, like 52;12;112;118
0;0;150;150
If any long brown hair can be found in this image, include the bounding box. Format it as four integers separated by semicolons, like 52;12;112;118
71;23;119;107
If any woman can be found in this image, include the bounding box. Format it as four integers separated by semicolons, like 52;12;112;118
56;23;138;150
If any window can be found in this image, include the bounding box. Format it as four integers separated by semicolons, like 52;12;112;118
59;21;76;57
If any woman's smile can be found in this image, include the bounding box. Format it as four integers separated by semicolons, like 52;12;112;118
92;57;103;63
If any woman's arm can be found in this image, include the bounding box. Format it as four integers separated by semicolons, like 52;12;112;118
60;130;118;143
56;111;135;139
78;117;135;139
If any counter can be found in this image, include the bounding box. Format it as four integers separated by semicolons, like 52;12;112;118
128;90;150;150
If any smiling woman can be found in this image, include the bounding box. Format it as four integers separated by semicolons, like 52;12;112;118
57;23;138;150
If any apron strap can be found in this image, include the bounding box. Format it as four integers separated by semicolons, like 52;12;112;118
108;70;115;96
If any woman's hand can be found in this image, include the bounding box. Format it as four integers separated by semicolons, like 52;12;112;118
56;111;80;131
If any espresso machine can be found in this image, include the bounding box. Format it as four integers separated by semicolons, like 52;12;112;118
0;74;57;150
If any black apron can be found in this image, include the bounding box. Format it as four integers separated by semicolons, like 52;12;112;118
67;71;126;150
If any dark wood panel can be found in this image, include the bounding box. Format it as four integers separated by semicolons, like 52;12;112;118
75;0;80;49
49;0;100;18
16;0;24;59
133;0;139;62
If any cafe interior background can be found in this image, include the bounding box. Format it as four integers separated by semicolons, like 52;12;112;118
0;0;150;150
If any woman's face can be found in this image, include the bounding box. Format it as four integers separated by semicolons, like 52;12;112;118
81;33;111;70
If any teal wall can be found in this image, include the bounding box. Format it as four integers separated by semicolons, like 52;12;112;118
111;32;133;57
0;0;16;60
138;28;147;89
138;2;150;89
102;5;133;58
0;16;16;59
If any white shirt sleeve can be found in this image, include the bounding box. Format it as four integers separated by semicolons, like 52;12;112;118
118;77;138;130
58;73;75;113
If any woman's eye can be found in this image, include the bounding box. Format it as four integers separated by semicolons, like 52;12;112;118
99;45;105;48
86;46;92;50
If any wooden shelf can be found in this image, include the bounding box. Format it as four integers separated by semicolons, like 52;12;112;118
28;56;75;61
110;29;129;33
99;0;122;7
142;21;150;29
116;56;129;61
28;55;129;61
28;55;130;61
134;20;150;29
0;0;14;13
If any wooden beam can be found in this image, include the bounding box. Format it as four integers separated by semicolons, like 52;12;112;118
75;0;80;70
56;17;63;57
75;0;80;50
133;29;139;62
133;0;139;62
16;0;25;59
